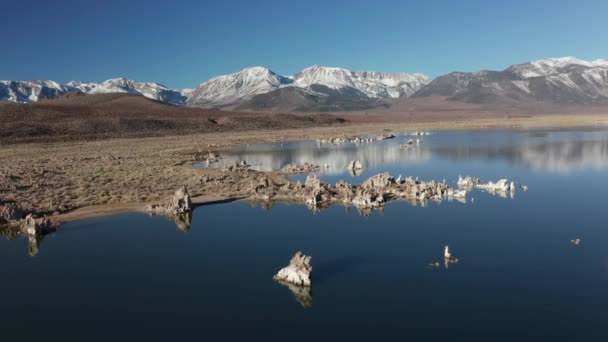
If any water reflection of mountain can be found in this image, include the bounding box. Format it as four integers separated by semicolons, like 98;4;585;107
216;141;431;174
434;139;608;173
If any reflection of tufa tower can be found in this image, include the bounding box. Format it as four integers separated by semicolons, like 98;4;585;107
275;280;313;308
171;211;193;232
28;235;40;257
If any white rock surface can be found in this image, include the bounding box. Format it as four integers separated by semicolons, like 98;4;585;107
273;251;312;287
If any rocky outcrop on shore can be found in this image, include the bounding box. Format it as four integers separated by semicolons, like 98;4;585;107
198;167;521;217
273;251;313;287
146;186;193;231
21;214;56;237
317;136;348;144
147;186;192;216
0;203;26;225
0;211;59;257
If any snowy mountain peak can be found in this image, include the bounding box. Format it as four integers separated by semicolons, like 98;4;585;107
293;66;356;88
186;67;293;108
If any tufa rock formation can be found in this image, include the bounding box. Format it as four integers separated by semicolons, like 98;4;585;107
147;186;192;216
281;162;320;174
21;214;56;237
273;251;313;287
146;186;193;230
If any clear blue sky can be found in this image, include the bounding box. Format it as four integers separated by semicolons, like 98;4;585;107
3;0;607;89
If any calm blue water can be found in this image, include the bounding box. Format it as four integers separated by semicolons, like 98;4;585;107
2;128;608;341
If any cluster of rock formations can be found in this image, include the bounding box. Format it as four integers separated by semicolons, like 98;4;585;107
221;160;251;172
146;186;193;231
317;136;348;144
457;176;481;189
317;133;396;144
248;171;469;216
458;175;524;197
281;162;320;174
196;157;529;219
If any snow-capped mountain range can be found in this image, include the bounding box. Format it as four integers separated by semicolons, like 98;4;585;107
0;80;71;103
185;66;430;108
0;78;186;105
67;78;187;105
0;66;431;109
2;57;608;109
292;66;429;98
414;57;608;104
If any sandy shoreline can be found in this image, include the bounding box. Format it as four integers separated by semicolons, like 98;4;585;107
2;113;608;223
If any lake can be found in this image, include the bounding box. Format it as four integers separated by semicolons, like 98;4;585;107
2;128;608;340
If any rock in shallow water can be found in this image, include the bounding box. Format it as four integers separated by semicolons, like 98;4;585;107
147;186;192;216
273;251;312;287
146;186;194;230
21;214;56;236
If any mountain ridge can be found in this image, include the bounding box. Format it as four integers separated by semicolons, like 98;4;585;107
414;57;608;105
3;57;608;110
